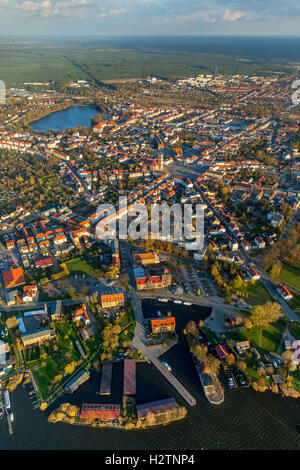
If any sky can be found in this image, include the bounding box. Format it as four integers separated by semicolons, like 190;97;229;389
0;0;299;36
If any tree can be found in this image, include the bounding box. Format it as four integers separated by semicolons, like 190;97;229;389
253;377;267;393
191;344;207;362
225;353;236;366
6;316;19;329
270;261;282;278
282;350;297;375
236;360;247;372
186;321;198;336
249;301;282;346
244;318;254;330
233;274;244;290
64;362;76;375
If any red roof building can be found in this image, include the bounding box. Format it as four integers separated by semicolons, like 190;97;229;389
2;267;25;289
151;316;176;334
80;403;120;421
34;256;53;268
215;344;229;360
72;303;90;325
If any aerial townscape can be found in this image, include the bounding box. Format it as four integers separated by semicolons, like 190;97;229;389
0;2;300;455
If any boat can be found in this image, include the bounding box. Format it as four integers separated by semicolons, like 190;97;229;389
195;361;224;405
173;300;182;304
9;413;14;422
3;390;10;409
183;301;192;306
157;298;168;303
161;361;172;372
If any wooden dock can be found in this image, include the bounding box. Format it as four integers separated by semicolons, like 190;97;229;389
6;412;13;435
100;361;113;395
151;358;196;406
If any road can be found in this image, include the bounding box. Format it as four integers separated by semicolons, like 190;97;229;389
121;242;197;405
260;277;300;322
195;182;300;313
0;297;85;313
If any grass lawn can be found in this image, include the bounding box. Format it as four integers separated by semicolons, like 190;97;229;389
289;321;300;341
66;258;100;279
278;263;300;290
287;294;300;311
242;280;273;306
27;320;82;399
291;374;300;393
29;354;63;399
238;320;286;354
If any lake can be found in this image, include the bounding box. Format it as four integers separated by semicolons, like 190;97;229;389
30;106;99;131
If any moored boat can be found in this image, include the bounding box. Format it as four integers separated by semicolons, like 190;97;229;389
3;390;10;409
195;361;224;405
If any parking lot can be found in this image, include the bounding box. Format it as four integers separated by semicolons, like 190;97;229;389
176;264;217;297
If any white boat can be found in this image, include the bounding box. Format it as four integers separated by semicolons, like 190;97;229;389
3;390;10;409
183;301;192;306
173;300;182;304
9;413;14;422
161;361;172;372
157;298;168;302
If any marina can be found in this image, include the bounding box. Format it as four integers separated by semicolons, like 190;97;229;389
1;388;13;435
1;359;300;449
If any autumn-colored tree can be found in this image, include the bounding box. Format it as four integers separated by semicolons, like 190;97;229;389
6;316;18;329
225;353;236;366
236;360;247;372
249;302;282;346
186;320;198;336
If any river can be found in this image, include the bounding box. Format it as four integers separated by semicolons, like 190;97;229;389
30;106;99;131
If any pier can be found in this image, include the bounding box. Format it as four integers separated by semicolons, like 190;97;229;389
100;361;113;395
1;388;13;435
6;410;13;435
151;358;196;406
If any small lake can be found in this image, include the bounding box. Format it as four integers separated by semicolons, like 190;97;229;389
30;105;99;131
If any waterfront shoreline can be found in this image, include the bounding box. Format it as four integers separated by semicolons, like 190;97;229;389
28;103;100;130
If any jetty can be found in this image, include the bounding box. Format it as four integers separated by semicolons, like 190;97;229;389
123;359;136;396
151;358;196;406
100;361;113;395
1;389;13;435
6;410;13;435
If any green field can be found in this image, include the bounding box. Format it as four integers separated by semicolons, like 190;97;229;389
289;321;300;341
279;263;300;290
242;280;274;306
66;258;100;279
28;320;82;399
238;320;286;353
